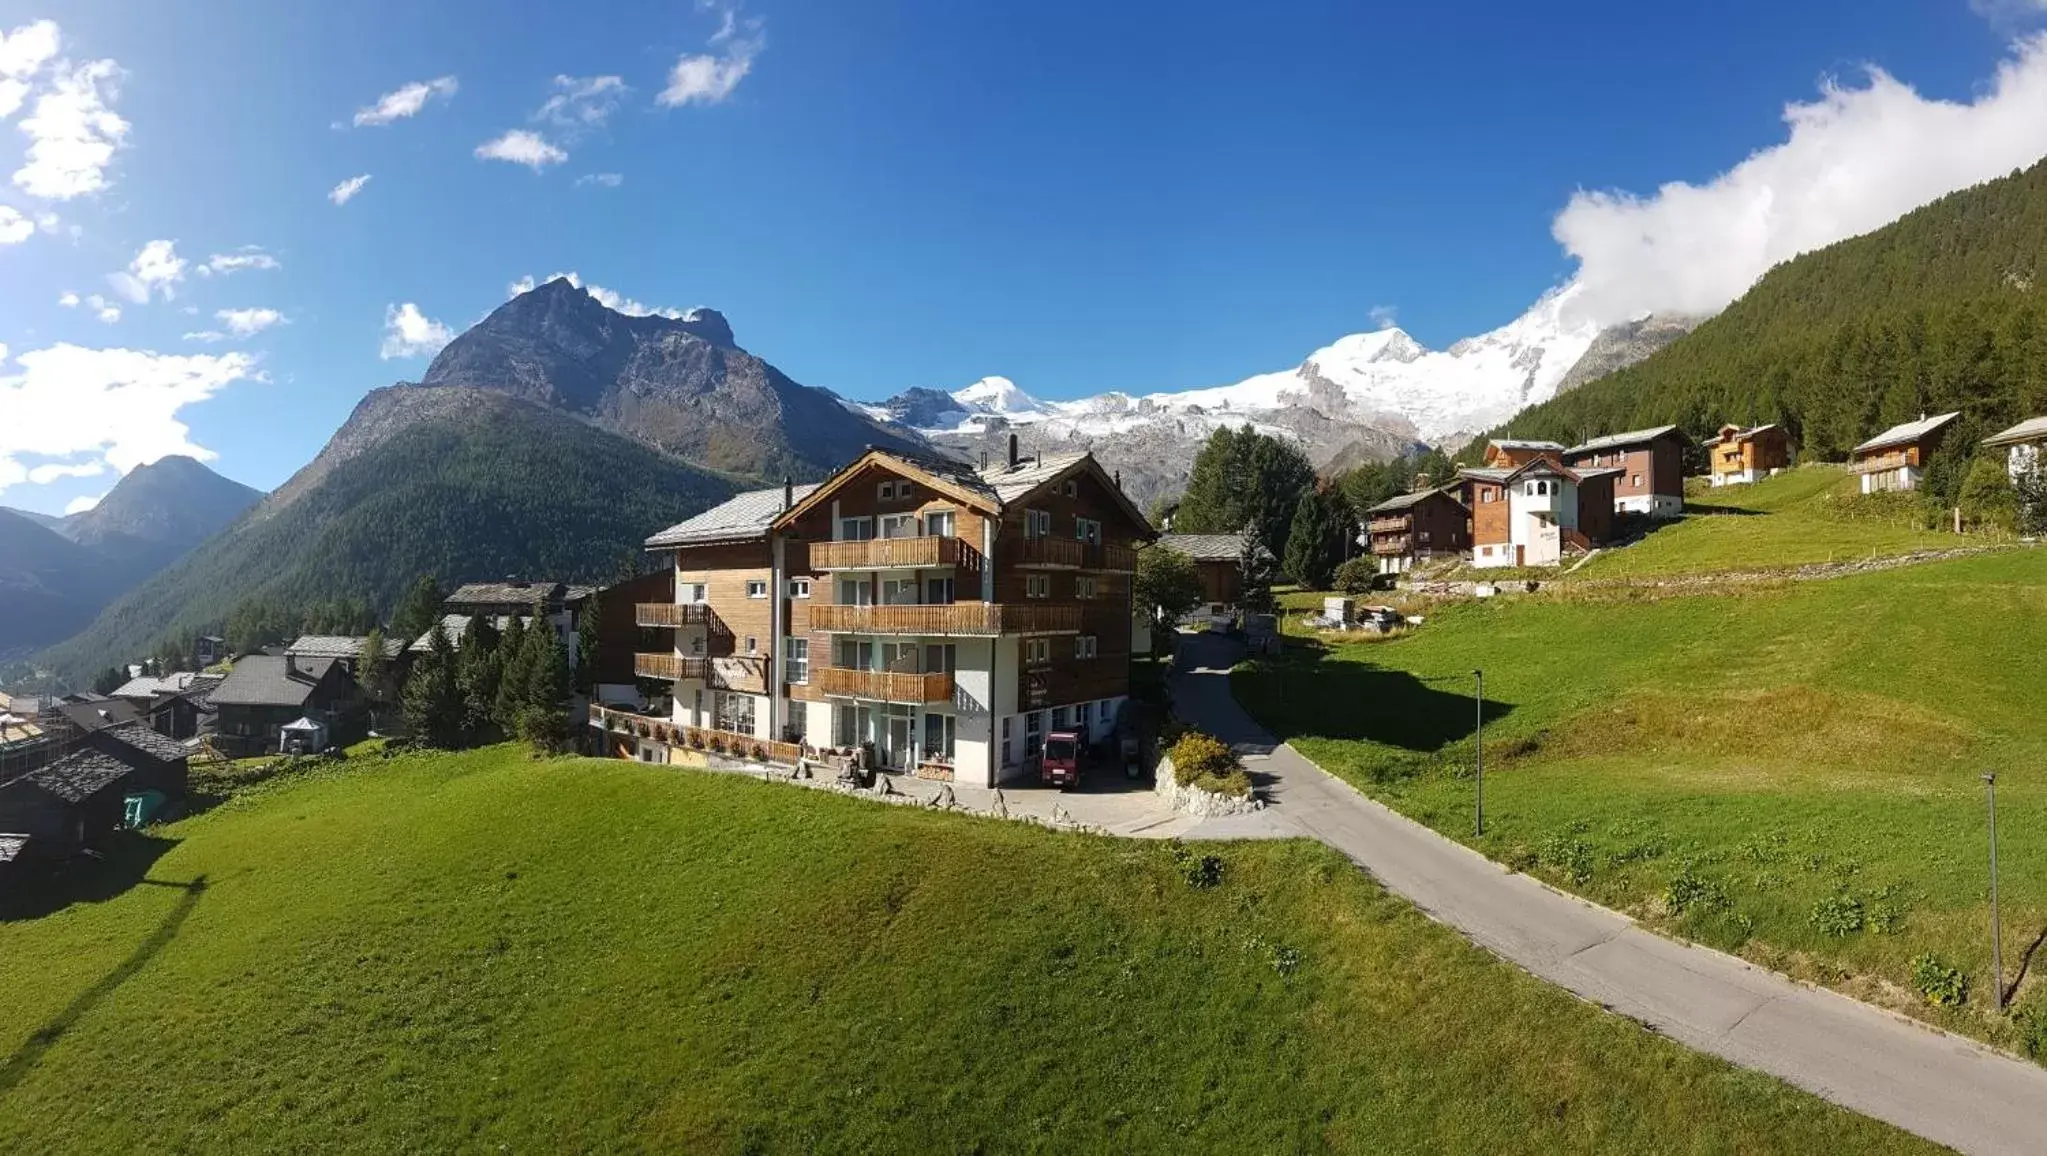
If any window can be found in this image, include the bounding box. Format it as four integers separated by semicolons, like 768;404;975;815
783;637;809;684
746;579;768;598
923;509;955;538
1074;516;1102;543
714;691;756;735
882;577;920;605
1418;530;1431;544
838;516;874;541
1025;710;1043;756
880;512;916;539
1064;479;1078;498
882;641;919;672
1074;635;1098;659
744;636;758;655
690;634;706;656
837;577;874;606
834;703;858;747
1052;706;1069;728
925;576;955;604
877;479;907;501
787;578;811;599
923;712;955;760
1025;508;1051;538
1076;575;1098;599
1025;574;1050;599
1480;489;1494;504
1025;637;1051;665
684;582;708;603
1632;474;1642;486
837;638;874;671
923;643;956;674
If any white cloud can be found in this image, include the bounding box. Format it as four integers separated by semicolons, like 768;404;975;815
56;290;77;306
1972;0;2047;27
216;306;285;337
658;1;764;107
329;173;371;205
29;458;103;484
0;343;259;499
0;19;58;119
352;75;457;127
380;302;454;359
505;270;686;318
536;74;626;129
62;491;103;514
0;203;29;243
575;172;624;188
60;290;120;322
106;238;184;304
183;330;225;343
1367;304;1398;330
198;245;280;276
1555;33;2047;327
474;129;567;170
13;57;127;199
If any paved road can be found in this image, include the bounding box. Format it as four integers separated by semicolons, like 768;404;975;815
1171;631;2047;1156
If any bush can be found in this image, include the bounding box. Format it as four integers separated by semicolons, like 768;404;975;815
1808;893;1864;937
1537;834;1596;884
1333;558;1379;594
1664;863;1727;916
1172;845;1225;889
1909;953;1970;1008
1168;731;1239;787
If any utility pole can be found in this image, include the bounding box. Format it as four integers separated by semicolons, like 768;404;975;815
1986;772;2004;1011
1473;668;1485;838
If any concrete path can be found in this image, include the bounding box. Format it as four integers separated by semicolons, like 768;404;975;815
1170;631;2047;1156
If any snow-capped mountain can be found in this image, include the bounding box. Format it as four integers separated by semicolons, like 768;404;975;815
867;281;1693;509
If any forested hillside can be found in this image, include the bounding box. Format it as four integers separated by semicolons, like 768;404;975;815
36;389;735;680
1482;158;2047;491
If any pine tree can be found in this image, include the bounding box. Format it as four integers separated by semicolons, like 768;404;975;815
1282;490;1341;590
517;627;572;752
1173;425;1316;560
457;615;503;740
92;666;125;695
1237;519;1277;615
357;627;391;703
400;621;462;748
576;592;603;694
494;616;531;730
390;575;444;645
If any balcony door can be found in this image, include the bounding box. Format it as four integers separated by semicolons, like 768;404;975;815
881;703;915;769
880;513;917;540
881;641;919;674
881;577;920;605
837;577;874;606
922;509;955;538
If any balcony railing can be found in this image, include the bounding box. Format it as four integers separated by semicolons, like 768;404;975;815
1370;536;1412;556
636;602;716;628
1367;515;1412;535
810;535;971;571
810;602;1082;635
1851;449;1918;474
1013;536;1084;568
633;653;710;681
812;667;954;703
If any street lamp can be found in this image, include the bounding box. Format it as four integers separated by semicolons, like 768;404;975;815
1473;668;1485;838
1986;772;2004;1011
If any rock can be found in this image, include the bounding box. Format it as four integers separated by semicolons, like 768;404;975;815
873;775;895;797
926;784;955;811
1051;803;1074;826
992;789;1008;819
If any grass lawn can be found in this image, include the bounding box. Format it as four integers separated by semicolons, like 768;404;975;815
0;748;1930;1153
1578;466;1967;579
1237;548;2047;1052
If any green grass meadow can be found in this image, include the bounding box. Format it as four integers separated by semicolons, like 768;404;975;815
1243;545;2047;1049
0;749;1928;1153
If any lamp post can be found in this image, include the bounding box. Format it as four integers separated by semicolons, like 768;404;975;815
1986;772;2004;1011
1473;668;1485;838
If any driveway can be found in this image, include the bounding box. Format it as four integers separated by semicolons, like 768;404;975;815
1171;630;2047;1156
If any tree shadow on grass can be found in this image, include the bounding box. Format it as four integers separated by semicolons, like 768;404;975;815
0;872;208;1099
0;832;181;923
1249;637;1512;753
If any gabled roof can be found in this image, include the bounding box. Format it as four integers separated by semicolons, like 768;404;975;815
14;750;133;803
110;672;210;701
1703;423;1780;447
286;635;408;661
446;581;568;607
647;484;821;548
1155;533;1271;563
1461;459;1609;486
209;656;342;708
1983;416;2047;448
772;448;1155;541
1853;411;1961;456
1565;425;1682;456
1364;487;1468;516
55;698;142;733
1490;438;1566;451
411;613;538;653
92;721;190;765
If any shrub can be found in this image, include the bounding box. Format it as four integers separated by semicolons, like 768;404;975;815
1536;834;1596;884
1333;558;1379;594
1909;953;1970;1008
1270;944;1301;976
1808;893;1864;937
1664;863;1727;916
1168;731;1239;788
1171;845;1225;889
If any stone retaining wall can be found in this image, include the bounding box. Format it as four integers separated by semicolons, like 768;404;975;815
1153;755;1265;818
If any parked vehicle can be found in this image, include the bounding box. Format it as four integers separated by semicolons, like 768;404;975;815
1041;730;1083;789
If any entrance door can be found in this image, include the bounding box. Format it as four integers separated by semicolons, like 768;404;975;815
883;705;915;769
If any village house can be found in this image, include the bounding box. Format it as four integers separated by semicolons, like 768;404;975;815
208;654;365;756
421;581;594;674
1153;533;1254;614
584;568;678;710
1851;412;1961;494
596;441;1154;788
1361;484;1470;575
1982;416;2047;481
1704;423;1791;487
1563;426;1689;518
1482;439;1567;469
1460;451;1618;568
0;750;135;860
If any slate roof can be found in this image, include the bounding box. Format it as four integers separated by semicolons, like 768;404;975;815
209;656;340;708
1853;412;1961;456
410;613;537;653
1566;425;1682;456
55;698;142;733
1983;416;2047;448
1490;438;1566;452
1703;423;1781;446
286;635;408;661
1155;533;1250;562
446;581;568;607
111;672;210;701
95;721;190;765
646;484;822;547
974;450;1091;505
18;749;134;803
1365;487;1468;516
1461;460;1617;486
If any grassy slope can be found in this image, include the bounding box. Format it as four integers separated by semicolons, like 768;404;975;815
0;749;1926;1154
1243;547;2047;1047
1579;466;1963;579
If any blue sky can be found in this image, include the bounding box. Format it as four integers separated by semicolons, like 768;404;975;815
2;0;2045;513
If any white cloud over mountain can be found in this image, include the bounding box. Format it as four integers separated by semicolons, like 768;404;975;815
506;271;685;318
1555;32;2047;327
352;75;456;127
380;302;454;359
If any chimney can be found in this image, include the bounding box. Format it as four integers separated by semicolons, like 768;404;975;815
1114;470;1122;489
1007;432;1019;468
285;653;299;679
782;475;793;510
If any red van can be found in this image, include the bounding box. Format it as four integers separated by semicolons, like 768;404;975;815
1040;730;1083;789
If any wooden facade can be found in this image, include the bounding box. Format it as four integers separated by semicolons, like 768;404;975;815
1707;424;1790;487
1364;488;1471;573
1564;427;1688;517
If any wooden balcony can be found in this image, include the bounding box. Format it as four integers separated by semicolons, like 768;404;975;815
1093;543;1138;572
809;535;971;571
810;602;1082;635
1013;536;1083;569
635;602;716;628
1370;535;1412;557
1367;515;1412;535
633;653;709;681
812;667;954;703
1851;449;1919;474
